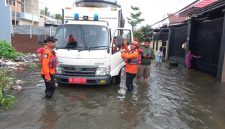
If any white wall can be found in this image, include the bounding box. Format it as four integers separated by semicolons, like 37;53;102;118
0;0;12;44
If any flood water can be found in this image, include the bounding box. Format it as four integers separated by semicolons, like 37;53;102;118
1;65;225;129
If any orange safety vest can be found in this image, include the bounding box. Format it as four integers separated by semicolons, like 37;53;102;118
40;48;57;80
121;49;139;74
123;44;141;64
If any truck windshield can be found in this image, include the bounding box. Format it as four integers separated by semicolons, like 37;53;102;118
55;24;109;50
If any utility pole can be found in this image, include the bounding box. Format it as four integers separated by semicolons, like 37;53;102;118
31;0;34;26
30;0;33;38
14;0;17;26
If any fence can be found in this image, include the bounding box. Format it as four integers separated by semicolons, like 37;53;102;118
11;25;57;53
12;25;56;36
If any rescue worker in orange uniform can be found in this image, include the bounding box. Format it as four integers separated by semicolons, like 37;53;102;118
41;36;58;98
121;40;139;91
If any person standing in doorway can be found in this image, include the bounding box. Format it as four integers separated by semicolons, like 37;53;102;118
137;41;155;81
155;46;163;66
40;36;58;98
121;41;139;91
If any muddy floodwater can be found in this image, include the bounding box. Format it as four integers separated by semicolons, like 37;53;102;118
1;66;225;129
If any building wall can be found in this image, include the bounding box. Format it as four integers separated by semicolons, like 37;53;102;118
221;55;225;82
39;17;45;26
7;0;40;26
24;0;39;16
18;19;39;26
9;0;22;13
12;34;42;53
0;0;12;43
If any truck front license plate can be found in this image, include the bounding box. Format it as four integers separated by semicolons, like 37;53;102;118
68;78;87;84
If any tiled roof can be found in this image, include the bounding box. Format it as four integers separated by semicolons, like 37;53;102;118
179;0;218;16
194;0;217;8
168;14;187;25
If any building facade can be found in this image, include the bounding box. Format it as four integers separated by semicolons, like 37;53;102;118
6;0;40;26
0;0;12;43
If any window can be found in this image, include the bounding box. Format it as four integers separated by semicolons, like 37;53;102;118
13;0;15;6
6;0;16;6
55;24;109;50
6;0;12;5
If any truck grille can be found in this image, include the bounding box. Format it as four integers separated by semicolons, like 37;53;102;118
62;66;97;77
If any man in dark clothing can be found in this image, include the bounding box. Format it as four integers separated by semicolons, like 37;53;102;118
137;42;155;81
66;34;77;48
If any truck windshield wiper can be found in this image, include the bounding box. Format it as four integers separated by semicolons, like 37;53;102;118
88;46;108;50
55;47;65;50
78;48;86;52
56;46;85;51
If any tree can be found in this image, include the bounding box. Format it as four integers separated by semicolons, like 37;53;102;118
140;25;153;41
55;13;62;20
127;6;145;31
134;25;153;42
44;7;50;16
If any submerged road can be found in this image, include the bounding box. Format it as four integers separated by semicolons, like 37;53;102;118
1;65;225;129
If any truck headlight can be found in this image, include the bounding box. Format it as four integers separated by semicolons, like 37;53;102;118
95;66;110;76
56;66;62;74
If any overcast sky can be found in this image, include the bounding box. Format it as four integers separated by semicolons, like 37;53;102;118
39;0;196;28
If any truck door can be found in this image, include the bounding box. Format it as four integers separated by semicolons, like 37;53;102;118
110;29;133;76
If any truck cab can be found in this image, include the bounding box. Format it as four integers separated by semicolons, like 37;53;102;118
54;6;132;85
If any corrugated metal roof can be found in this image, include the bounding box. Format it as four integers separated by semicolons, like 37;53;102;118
179;0;218;16
194;0;217;8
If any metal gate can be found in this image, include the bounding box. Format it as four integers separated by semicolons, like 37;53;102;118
190;17;223;76
169;25;188;59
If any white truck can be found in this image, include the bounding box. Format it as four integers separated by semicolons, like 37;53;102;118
54;3;133;85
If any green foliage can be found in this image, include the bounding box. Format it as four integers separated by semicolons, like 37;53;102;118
0;70;15;109
55;13;62;20
134;30;144;42
127;6;145;31
134;25;153;42
0;40;20;59
44;7;50;16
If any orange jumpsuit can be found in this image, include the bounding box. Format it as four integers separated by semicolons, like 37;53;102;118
40;47;57;98
121;48;139;91
41;48;56;80
121;49;139;74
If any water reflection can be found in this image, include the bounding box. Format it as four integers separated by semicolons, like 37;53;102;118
120;94;138;129
1;65;225;129
119;73;151;129
117;68;127;100
39;101;58;129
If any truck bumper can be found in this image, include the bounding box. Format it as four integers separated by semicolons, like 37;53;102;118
55;74;112;85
